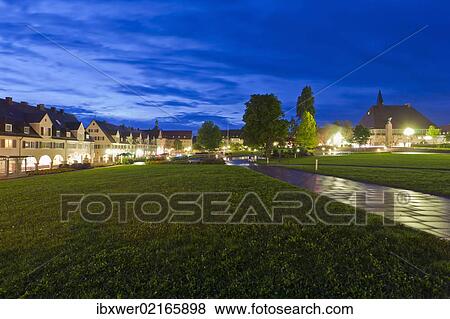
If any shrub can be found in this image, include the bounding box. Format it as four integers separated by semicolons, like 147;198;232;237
27;168;75;176
70;163;92;170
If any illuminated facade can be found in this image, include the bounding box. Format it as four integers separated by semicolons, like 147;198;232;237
0;97;93;175
86;121;193;162
86;120;156;163
142;127;193;155
221;129;244;146
359;91;443;146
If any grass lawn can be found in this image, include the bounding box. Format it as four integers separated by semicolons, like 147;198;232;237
0;165;449;298
268;153;450;197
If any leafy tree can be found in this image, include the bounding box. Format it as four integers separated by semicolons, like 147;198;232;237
197;121;222;151
243;94;288;163
426;125;441;138
296;111;318;149
173;139;183;151
296;86;315;120
352;124;371;146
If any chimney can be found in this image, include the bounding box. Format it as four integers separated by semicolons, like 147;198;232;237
20;101;28;106
37;104;45;111
5;97;13;105
50;106;56;112
58;109;64;114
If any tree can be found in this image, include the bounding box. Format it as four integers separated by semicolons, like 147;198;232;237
242;94;288;163
352;125;371;146
296;86;315;120
296;111;318;149
426;125;441;138
173;139;183;151
197;121;222;151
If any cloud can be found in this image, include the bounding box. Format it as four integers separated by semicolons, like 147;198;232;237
0;0;449;129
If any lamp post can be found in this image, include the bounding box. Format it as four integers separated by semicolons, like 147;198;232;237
403;127;414;147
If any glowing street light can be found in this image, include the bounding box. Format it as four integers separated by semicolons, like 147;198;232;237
327;131;345;147
403;127;415;137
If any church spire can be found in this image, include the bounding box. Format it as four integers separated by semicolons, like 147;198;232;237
377;90;384;106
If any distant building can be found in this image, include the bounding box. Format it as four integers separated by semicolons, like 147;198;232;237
86;120;193;163
158;130;193;153
441;124;450;136
221;129;244;145
86;120;156;163
0;97;93;176
359;91;440;146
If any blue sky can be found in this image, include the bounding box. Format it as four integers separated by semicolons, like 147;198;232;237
0;0;449;130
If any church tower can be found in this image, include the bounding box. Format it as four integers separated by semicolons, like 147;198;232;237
377;90;384;107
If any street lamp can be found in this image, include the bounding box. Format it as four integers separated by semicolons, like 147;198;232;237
403;127;415;137
403;127;414;147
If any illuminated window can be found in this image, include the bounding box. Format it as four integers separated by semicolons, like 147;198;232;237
5;139;16;148
5;124;12;132
24;126;30;134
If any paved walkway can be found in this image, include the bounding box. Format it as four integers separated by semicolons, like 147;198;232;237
247;164;450;239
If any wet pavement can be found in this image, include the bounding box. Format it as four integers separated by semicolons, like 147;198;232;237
231;160;450;239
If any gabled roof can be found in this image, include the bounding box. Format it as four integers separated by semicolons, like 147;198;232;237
65;122;83;130
359;104;435;129
359;92;435;130
94;120;149;144
0;97;84;139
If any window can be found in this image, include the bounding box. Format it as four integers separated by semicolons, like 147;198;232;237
5;124;12;132
1;139;17;148
66;132;71;138
56;130;61;137
41;127;44;135
47;128;51;136
24;126;30;134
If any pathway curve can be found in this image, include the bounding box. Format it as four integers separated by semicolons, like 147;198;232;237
231;159;450;239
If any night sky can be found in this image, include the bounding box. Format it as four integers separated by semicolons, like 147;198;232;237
1;0;449;130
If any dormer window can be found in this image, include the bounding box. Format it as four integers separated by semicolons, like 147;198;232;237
24;126;30;134
66;132;71;138
56;130;61;137
5;124;12;132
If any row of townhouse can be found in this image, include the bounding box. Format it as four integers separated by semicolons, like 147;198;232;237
0;97;94;176
86;121;193;163
0;97;193;176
